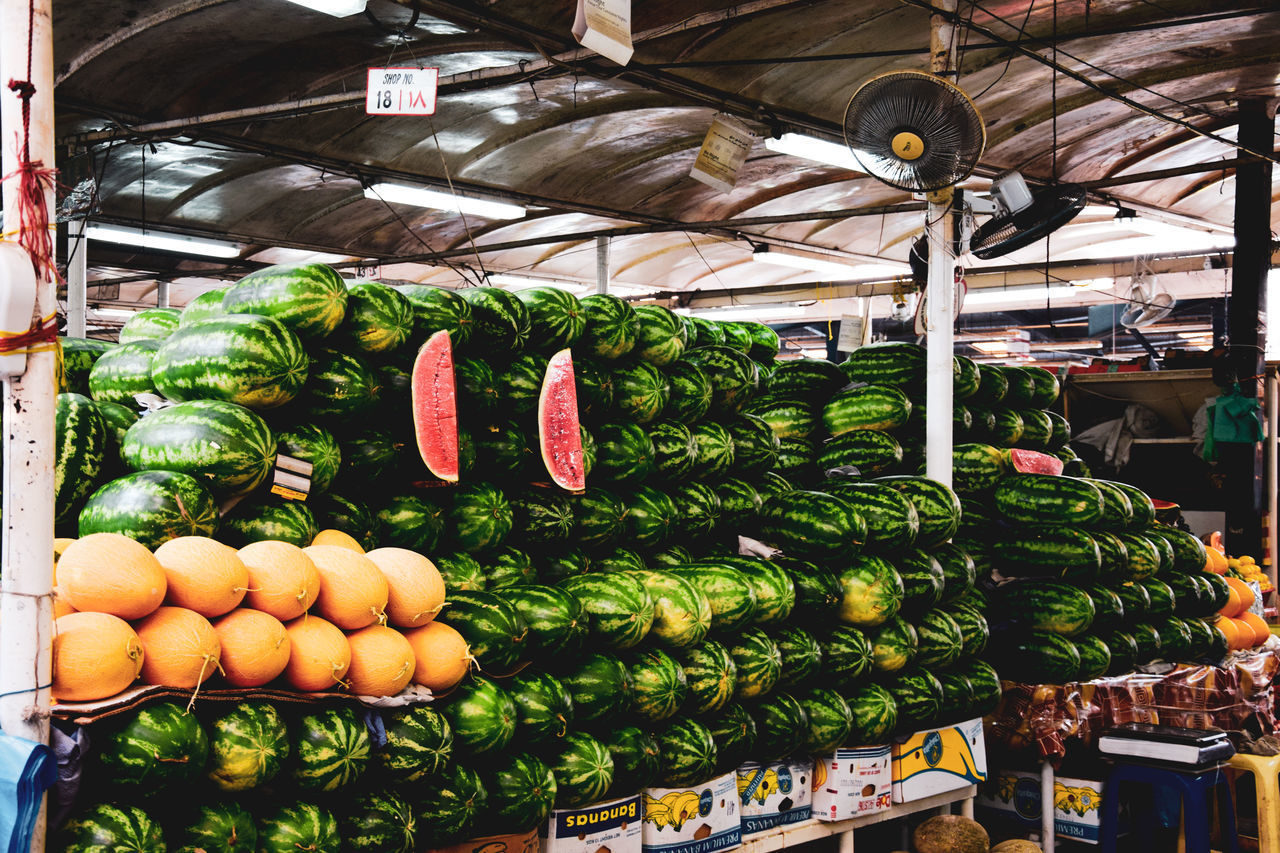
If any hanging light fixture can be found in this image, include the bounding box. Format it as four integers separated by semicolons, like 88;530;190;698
281;0;368;17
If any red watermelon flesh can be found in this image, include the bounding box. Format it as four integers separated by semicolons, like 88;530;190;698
412;329;460;482
1006;448;1064;476
539;349;585;492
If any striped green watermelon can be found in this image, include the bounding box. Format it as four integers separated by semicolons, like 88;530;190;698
338;791;415;853
678;639;737;715
628;647;689;722
717;477;764;528
472;420;532;480
57;804;166;853
983;406;1025;447
376;705;453;782
647;543;694;568
764;358;846;401
728;627;782;700
1146;526;1209;573
777;556;842;623
1015;409;1054;449
888;669;944;733
1075;634;1112;680
438;589;528;670
649;420;698;481
509;488;574;544
665;359;714;423
1083;584;1126;632
222;262;347;339
593;547;648;574
594;421;656;484
953;354;981;399
290;706;370;792
934;543;977;603
993;528;1102;583
1102;630;1139;675
119;307;180;344
499;351;549;414
987;630;1081;683
993;474;1105;526
549;732;615;808
896;548;945;615
336;427;401;488
311;492;380;551
837;556;904;628
824;384;913;435
1092;531;1131;582
843;682;898;746
956;658;1003;717
934;671;975;724
447;482;513;553
1144;531;1177;574
515;286;585;351
486;752;558;833
508;670;575;744
339;282;415;353
914;610;964;669
94;401;138;477
719;321;754;354
560;572;655;649
670;565;758;632
760;489;867;558
798;687;855;754
626;485;679;547
441;675;517;755
952;443;1008;493
1098;480;1156;528
841;341;924;388
397;284;475;346
411;762;486;845
571;355;614;420
276;424;341;494
820;624;874;687
742;321;779;362
498;584;586;658
874;475;961;548
751;691;808;761
689;421;735;478
579;294;638;359
257;803;340;853
745;394;821;439
60;337;114;396
484;547;536;590
947;605;990;658
704;702;755;774
711;556;794;625
558;651;633;723
179;287;227;326
868;615;918;673
727;413;780;477
221;498;317;547
297;348;380;419
755;470;794;501
628;569;712;649
435;551;487;592
999;365;1038;407
122;399;274;497
79;469;218;548
688;315;727;348
603;726;661;795
1086;479;1136;530
770;625;822;689
54;393;107;522
152;314;308;410
571;487;627;549
822;480;920;553
817;429;904;475
684;345;760;413
634;304;688;365
1129;622;1162;663
453;356;500;417
372;494;441;553
98;701;208;790
655;718;719;787
181;801;256;852
88;338;162;405
774;436;818;482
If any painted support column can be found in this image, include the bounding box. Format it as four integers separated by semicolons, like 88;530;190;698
595;235;610;295
67;220;87;337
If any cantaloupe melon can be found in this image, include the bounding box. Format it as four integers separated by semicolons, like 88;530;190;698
365;547;446;628
403;621;472;691
52;611;144;702
301;545;389;630
154;536;249;618
52;587;76;619
237;540;320;621
213;609;291;687
53;537;75;564
283;615;351;691
914;815;989;853
344;625;416;697
133;606;221;689
311;529;364;553
56;532;166;620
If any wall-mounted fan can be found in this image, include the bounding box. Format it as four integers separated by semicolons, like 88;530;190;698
1121;257;1173;327
968;171;1087;260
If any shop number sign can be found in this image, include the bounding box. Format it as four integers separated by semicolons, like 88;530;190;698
366;67;439;116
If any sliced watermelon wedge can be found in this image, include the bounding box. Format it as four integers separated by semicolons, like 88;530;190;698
1005;448;1064;476
539;348;585;492
411;329;459;483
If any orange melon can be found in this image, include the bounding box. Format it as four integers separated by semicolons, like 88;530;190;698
365;547;446;628
237;540;321;621
283;615;351;691
1215;616;1242;651
1222;585;1242;619
52;587;76;619
344;625;416;697
56;532;167;620
403;621;473;692
302;545;389;630
1225;577;1256;616
312;529;365;553
213;609;292;687
53;537;75;564
154;536;249;618
1227;617;1257;650
133;606;222;688
52;612;144;702
1240;611;1271;647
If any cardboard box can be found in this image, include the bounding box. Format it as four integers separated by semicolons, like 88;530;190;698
428;829;539;853
891;717;988;803
977;769;1120;844
543;794;643;853
736;758;813;835
811;746;893;821
640;772;741;853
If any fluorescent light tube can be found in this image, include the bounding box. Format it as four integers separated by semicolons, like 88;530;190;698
282;0;367;16
366;183;525;220
685;305;807;323
751;247;904;279
92;307;136;318
86;225;241;258
764;133;863;170
486;273;573;289
964;281;1112;307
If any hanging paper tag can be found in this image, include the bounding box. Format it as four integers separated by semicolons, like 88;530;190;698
837;315;865;354
365;67;440;116
689;114;756;193
270;454;314;501
571;0;633;66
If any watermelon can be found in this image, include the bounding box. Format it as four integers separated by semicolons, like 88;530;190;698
678;639;737;715
397;284;475;346
578;424;596;479
290;706;370;792
744;395;821;439
956;659;1003;717
684;345;760;413
948;606;991;658
181;801;256;853
560;572;655;649
632;304;688;365
841;341;924;388
411;762;486;845
778;556;842;623
669;481;723;539
654;718;718;787
484;546;537;589
993;528;1102;584
664;359;714;424
1112;581;1152;624
299;348;381;419
409;329;460;483
118;307;180;344
1129;622;1162;663
221;498;316;547
571;488;627;549
376;705;453;782
687;315;726;348
628;569;713;649
988;630;1081;683
837;556;905;628
1153;616;1193;661
95;399;139;471
743;322;780;361
54;393;107;521
993;580;1095;637
603;726;662;795
500;352;550;414
763;358;846;401
221;263;344;337
373;494;442;553
1016;409;1054;449
626;485;679;547
60;337;115;396
509;488;574;544
705;702;757;774
797;686;855;754
1092;531;1131;582
951;443;1008;492
89;338;162;405
719;321;754;354
1074;634;1112;681
816;429;904;476
276;424;341;494
821;480;920;553
57;804;166;852
717;477;764;529
772;625;824;689
335;427;401;487
578;294;638;359
438;589;529;670
593;421;656;484
728;627;782;700
447;483;513;553
712;556;795;625
549;732;615;808
454;355;501;416
459;286;531;352
473;420;533;480
1139;577;1176;618
755;471;794;501
670;565;758;632
440;675;517;756
432;552;486;592
98;701;209;790
843;682;898;745
1100;480;1156;528
986;407;1026;447
311;492;380;552
823;384;913;435
1084;584;1126;632
868;615;918;673
1115;533;1161;580
1146;526;1209;573
874;475;961;548
998;365;1037;407
934;671;975;724
1102;630;1140;675
993;474;1105;526
483;752;558;833
498;583;586;658
338;791;415;853
751;691;808;761
914;610;964;669
821;624;874;687
593;547;648;574
774;436;819;481
1145;532;1177;574
887;669;943;732
649;420;698;481
759;489;867;558
933;543;977;603
727;413;780;476
559;652;633;722
78;469;218;548
648;543;695;568
515;287;585;351
628;647;689;722
953;354;981;399
689;421;736;478
508;670;575;744
339;282;414;353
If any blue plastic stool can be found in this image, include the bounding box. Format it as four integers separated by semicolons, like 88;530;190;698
1099;762;1239;853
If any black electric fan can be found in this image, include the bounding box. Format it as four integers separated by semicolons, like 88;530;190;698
969;171;1087;260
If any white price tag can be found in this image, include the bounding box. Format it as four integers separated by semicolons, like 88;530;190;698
836;314;864;353
689;114;756;193
572;0;633;66
366;67;439;116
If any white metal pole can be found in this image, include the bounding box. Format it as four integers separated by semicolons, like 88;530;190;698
67;219;87;338
595;235;610;295
1;0;57;848
924;0;957;487
1040;759;1055;853
157;280;170;309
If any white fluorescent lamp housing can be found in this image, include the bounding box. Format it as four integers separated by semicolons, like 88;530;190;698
282;0;367;16
751;246;900;279
764;133;863;170
486;273;580;290
964;280;1112;308
366;183;525;220
86;225;241;259
91;307;136;318
685;305;807;323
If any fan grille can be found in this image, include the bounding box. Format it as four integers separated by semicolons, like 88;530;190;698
843;71;986;192
970;183;1086;260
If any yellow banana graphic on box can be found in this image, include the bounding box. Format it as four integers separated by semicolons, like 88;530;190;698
736;768;779;804
1054;783;1101;817
642;790;702;831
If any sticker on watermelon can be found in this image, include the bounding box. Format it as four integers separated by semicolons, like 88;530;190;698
539;349;585;492
411;330;459;482
1005;448;1064;476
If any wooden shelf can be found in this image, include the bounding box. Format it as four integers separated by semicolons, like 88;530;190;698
1129;437;1197;444
1064;369;1219;434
